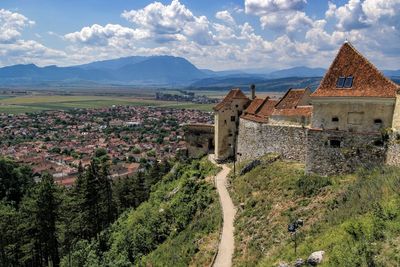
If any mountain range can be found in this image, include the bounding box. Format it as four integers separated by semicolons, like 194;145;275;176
0;55;398;90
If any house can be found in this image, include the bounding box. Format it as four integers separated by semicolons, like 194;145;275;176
311;42;399;133
213;42;400;175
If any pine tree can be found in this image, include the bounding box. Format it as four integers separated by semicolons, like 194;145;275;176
98;161;115;228
19;173;60;266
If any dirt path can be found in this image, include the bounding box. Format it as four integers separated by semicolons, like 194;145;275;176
210;155;236;267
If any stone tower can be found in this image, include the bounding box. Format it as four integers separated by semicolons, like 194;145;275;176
213;89;250;162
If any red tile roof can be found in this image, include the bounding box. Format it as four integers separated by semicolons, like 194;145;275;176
243;97;265;115
213;88;249;111
257;99;279;117
272;106;313;117
312;42;399;98
271;88;312;117
275;88;311;109
241;97;278;123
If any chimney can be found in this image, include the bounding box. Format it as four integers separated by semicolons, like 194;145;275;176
250;84;256;100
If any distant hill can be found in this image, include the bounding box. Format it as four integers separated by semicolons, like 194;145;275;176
267;66;326;79
77;56;148;70
0;56;397;89
0;56;207;86
114;56;208;84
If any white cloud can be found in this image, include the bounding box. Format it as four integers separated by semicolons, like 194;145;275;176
64;24;149;46
0;9;35;43
0;9;68;67
245;0;307;16
215;10;235;25
328;0;400;31
0;40;66;66
121;0;217;45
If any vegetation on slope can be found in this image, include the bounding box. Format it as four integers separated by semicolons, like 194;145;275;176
63;158;222;266
230;154;400;266
0;155;221;266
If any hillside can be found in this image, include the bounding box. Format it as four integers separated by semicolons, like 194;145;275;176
230;154;400;266
63;158;222;266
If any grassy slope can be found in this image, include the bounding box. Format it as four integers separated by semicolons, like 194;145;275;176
230;154;400;266
104;158;222;266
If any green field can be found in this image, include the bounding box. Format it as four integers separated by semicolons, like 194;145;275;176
0;95;215;114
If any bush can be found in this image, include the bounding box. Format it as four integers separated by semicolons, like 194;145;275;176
296;174;332;197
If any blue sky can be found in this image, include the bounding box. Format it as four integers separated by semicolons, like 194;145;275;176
0;0;399;70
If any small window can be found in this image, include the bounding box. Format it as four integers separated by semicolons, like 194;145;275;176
224;120;227;125
373;140;384;147
330;140;341;148
231;116;235;122
374;119;382;124
344;76;353;88
332;117;339;122
235;105;239;108
336;77;345;88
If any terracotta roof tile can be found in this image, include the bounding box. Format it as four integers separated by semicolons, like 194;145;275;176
241;97;278;123
312;42;399;98
213;88;249;111
243;97;265;115
272;106;313;117
275;88;311;109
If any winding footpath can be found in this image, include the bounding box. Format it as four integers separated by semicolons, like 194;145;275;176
210;155;236;267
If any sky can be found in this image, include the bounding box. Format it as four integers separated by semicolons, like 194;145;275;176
0;0;399;71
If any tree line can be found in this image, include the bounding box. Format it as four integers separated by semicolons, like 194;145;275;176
0;154;171;267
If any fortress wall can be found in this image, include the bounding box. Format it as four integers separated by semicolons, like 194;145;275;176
386;131;400;166
184;124;214;158
306;129;386;175
237;118;307;162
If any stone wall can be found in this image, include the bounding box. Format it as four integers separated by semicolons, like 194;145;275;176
386;131;400;166
306;129;386;175
184;124;214;158
237;118;307;162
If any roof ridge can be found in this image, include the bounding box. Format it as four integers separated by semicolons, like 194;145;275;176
345;42;399;89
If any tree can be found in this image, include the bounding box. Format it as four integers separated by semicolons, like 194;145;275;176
0;157;34;207
19;173;60;266
0;201;20;266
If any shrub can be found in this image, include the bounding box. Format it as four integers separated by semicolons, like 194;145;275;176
296;174;332;197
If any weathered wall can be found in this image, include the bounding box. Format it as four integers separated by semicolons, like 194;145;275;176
385;131;400;166
184;124;214;158
237;118;308;162
391;93;400;130
306;129;386;175
311;98;395;133
215;98;249;161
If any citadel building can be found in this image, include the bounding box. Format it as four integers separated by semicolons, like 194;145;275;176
213;42;400;175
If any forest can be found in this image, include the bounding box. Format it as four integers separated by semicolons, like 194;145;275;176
0;152;221;266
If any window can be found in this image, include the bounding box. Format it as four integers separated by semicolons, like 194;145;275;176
235;104;239;108
332;117;339;122
336;77;345;88
224;120;227;125
374;119;382;124
336;76;353;88
329;140;341;148
231;116;235;122
344;76;353;88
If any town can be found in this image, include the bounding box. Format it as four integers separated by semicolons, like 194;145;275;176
0;105;213;186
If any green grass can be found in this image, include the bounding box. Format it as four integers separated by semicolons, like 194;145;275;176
0;95;214;114
229;154;400;266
